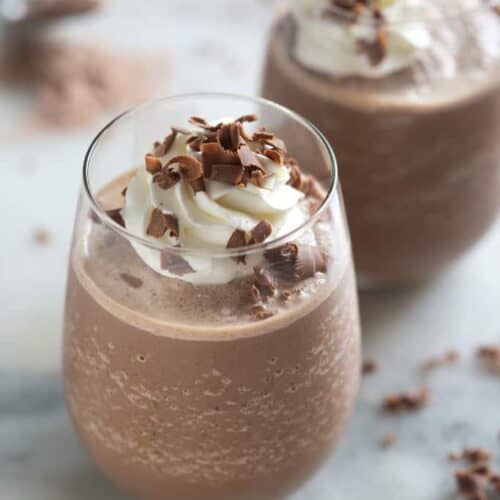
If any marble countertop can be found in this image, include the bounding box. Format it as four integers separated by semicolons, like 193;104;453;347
1;1;500;499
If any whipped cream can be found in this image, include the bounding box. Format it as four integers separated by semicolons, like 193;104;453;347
290;0;437;78
121;126;309;285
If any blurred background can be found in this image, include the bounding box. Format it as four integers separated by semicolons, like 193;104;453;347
0;1;499;499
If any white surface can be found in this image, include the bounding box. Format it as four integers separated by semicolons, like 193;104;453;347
1;1;500;499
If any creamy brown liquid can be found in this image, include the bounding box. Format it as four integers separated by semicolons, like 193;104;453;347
262;13;500;284
63;177;361;499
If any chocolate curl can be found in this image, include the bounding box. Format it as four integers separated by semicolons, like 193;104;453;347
189;116;223;132
201;142;239;178
153;129;177;157
166;155;203;182
249;220;272;244
210;164;245;185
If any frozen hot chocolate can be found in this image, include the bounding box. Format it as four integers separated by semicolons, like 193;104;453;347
63;97;361;500
262;0;500;284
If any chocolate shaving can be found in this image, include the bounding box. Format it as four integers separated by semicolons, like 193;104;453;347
153;129;177;157
380;432;397;449
153;169;181;190
264;149;284;165
362;360;378;376
210;164;245;185
250;303;274;321
477;345;500;372
226;229;249;249
449;447;493;465
145;154;162;174
235;114;258;123
33;227;52;246
190;177;206;193
146;208;169;238
295;245;327;280
218;122;241;151
161;250;195;276
189;116;222;132
253;266;276;299
252;129;287;153
201;142;240;178
238;142;264;170
250;220;272;244
120;273;143;289
166;155;203;182
382;387;431;412
106;208;125;227
357;29;388;66
422;349;460;372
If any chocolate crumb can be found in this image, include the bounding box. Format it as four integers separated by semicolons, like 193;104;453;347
279;290;293;302
120;273;143;289
422;349;460;372
455;469;485;498
33;228;52;246
106;208;125;228
380;432;397;449
161;250;195;276
121;187;128;197
362;360;378;376
382;387;431;412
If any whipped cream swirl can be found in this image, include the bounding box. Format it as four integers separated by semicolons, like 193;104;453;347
121;124;308;285
290;0;436;78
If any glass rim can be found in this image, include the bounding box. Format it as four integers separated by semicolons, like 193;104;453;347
315;0;496;25
83;92;339;258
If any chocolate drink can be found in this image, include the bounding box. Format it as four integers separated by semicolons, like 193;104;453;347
262;1;500;284
63;107;361;500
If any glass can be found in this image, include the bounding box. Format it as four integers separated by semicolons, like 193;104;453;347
63;94;361;500
262;0;500;287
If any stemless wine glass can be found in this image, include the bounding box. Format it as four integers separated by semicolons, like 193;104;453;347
63;93;361;500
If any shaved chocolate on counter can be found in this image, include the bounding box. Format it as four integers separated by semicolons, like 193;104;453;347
153;169;181;190
161;250;195;276
120;273;143;289
422;349;460;372
449;447;493;465
145;154;162;174
477;345;500;372
382;387;431;413
106;208;125;227
166;155;203;182
380;432;397;449
362;359;378;376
